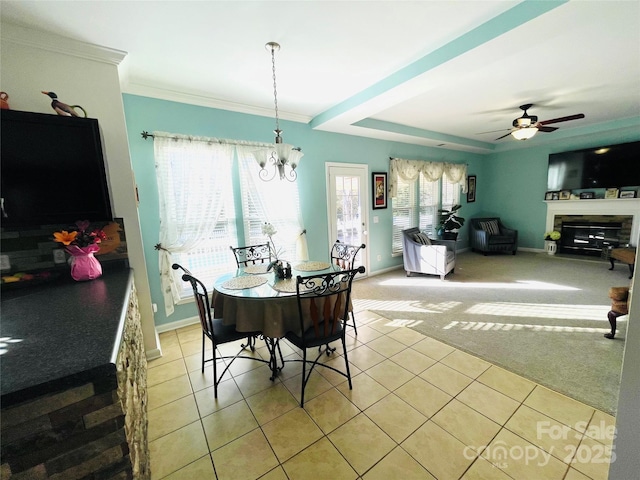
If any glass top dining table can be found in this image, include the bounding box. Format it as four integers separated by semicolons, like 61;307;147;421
211;260;339;339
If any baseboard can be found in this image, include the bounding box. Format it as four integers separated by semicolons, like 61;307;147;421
146;348;163;361
367;264;404;277
155;315;200;333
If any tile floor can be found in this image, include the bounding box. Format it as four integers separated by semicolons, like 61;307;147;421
147;311;615;480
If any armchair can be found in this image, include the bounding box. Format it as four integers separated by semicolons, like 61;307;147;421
401;228;456;280
469;217;518;255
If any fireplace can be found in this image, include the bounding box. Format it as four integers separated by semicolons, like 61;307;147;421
545;198;640;254
560;221;622;256
552;214;632;258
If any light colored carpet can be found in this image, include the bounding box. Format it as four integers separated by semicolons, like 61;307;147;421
352;251;631;415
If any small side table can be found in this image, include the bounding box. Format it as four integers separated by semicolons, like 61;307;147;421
609;247;636;279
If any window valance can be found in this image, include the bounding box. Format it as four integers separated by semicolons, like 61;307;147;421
389;158;467;198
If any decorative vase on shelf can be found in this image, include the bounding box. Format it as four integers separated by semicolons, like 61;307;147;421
545;240;558;256
66;244;102;281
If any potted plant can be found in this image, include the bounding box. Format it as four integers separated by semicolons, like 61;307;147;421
437;204;465;239
544;230;561;255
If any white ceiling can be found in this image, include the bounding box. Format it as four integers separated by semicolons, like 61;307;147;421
2;1;639;154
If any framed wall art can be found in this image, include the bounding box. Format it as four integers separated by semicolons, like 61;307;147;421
605;188;619;199
372;172;387;209
620;190;637;198
467;175;476;203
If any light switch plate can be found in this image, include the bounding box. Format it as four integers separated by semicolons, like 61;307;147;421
0;255;10;270
53;249;67;264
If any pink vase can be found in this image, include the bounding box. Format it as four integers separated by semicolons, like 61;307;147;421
66;244;102;281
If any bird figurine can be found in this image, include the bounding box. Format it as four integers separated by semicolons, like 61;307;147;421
42;91;87;117
0;92;9;110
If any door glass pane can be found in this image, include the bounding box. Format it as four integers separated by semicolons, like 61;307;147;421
328;165;368;276
335;175;363;261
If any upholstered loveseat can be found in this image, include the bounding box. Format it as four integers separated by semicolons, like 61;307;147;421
469;217;518;255
402;227;456;280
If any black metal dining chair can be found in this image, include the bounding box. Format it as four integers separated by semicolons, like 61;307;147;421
330;240;365;335
228;244;273;351
230;244;272;267
172;263;268;397
284;266;364;407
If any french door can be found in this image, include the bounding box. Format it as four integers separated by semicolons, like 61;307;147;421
326;163;369;277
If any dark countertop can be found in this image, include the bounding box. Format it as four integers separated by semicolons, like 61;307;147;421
1;268;134;407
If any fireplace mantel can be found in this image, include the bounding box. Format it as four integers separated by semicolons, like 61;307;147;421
545;198;640;245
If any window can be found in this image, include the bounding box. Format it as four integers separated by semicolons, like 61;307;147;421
169;213;238;300
391;176;415;254
154;136;304;313
238;148;301;261
441;174;460;214
392;174;460;254
419;175;439;236
154;138;239;303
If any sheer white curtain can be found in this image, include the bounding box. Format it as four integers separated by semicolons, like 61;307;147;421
236;145;308;261
154;133;235;316
389;158;467;197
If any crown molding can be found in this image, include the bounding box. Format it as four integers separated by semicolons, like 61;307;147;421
1;22;127;66
122;81;311;124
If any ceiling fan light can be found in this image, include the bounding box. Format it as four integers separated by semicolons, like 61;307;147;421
511;127;538;140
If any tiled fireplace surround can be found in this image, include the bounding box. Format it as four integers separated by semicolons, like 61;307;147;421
545;198;640;249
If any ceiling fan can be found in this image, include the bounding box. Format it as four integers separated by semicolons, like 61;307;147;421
486;104;585;141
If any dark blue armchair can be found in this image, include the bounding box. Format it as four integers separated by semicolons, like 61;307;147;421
469;218;518;255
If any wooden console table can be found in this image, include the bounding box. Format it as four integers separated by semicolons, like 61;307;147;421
609;247;636;279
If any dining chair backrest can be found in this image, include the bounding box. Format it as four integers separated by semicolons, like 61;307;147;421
330;240;366;270
172;263;213;338
295;266;364;343
230;244;272;267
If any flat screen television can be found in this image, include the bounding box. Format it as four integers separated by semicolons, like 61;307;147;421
1;110;113;228
547;141;640;191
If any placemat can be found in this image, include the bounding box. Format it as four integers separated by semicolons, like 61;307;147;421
294;261;331;272
243;264;269;274
271;279;313;294
221;276;267;290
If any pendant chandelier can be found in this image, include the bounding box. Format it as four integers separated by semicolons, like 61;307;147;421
256;42;303;182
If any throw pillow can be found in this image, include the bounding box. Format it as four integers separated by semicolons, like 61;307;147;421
479;220;500;235
413;232;431;245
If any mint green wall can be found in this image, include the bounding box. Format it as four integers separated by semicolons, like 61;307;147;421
122;94;484;326
121;95;639;327
482;125;640;249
